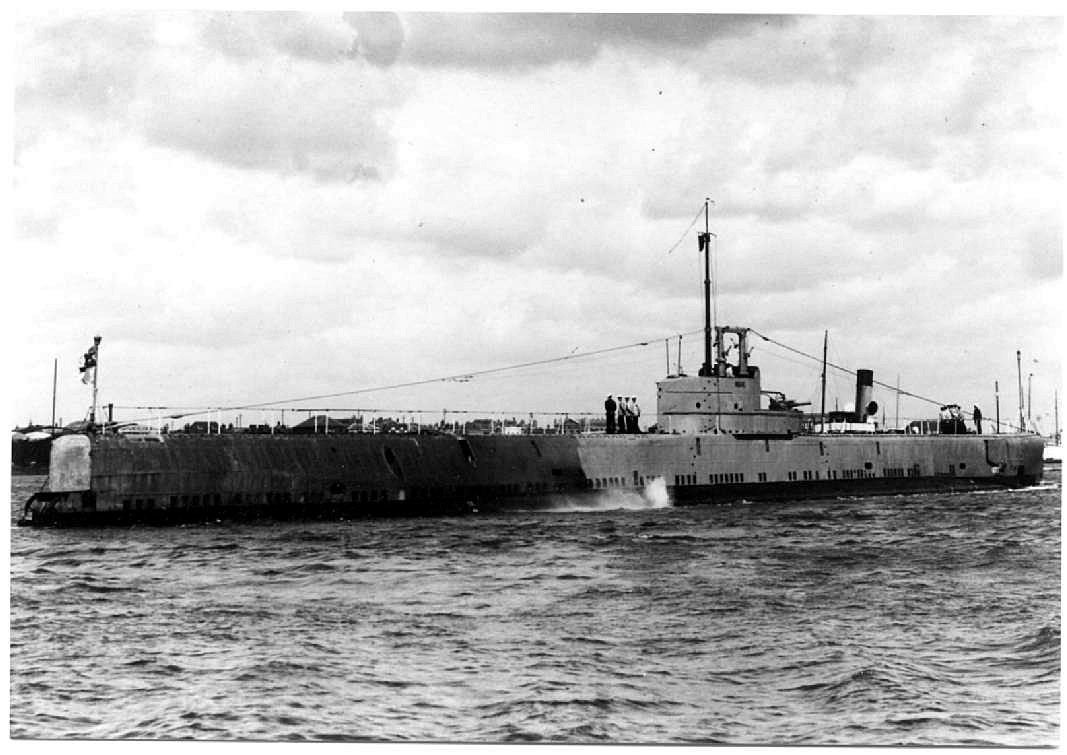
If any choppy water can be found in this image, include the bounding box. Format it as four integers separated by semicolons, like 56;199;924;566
9;468;1060;744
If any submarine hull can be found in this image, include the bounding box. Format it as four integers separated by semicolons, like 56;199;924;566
19;431;1044;526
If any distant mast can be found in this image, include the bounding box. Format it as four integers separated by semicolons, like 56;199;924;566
1055;390;1060;446
1027;371;1033;430
820;330;828;433
51;358;57;431
895;373;901;431
995;380;1001;435
1016;350;1025;431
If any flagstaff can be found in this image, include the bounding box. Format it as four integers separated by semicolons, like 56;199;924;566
81;336;102;431
91;336;101;431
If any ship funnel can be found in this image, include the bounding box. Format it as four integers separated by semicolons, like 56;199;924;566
854;369;875;422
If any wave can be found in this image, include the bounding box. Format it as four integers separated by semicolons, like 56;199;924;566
543;477;672;513
11;472;1058;744
1016;625;1060;653
967;482;1060;495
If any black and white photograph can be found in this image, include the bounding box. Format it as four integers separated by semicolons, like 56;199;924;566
7;5;1062;746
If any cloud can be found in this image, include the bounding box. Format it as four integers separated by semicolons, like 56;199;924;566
138;56;399;181
1021;225;1064;280
638;16;1064;184
16;13;156;114
342;11;405;66
10;13;1062;430
16;12;406;182
341;13;791;70
200;12;356;63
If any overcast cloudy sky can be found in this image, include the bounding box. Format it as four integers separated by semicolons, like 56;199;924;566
9;10;1063;433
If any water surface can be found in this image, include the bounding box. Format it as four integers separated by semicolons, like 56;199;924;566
9;468;1060;743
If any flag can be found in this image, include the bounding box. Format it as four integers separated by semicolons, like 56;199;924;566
698;232;709;251
79;342;98;384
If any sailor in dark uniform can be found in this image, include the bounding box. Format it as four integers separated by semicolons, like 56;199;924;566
604;395;617;434
973;405;983;435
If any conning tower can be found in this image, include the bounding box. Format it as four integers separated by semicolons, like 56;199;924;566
656;326;804;435
656;199;804;436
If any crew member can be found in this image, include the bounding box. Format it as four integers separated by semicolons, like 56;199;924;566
624;397;636;433
604;395;617;434
618;397;629;434
631;397;641;433
973;405;983;435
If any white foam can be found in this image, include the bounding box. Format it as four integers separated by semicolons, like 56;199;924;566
545;476;673;513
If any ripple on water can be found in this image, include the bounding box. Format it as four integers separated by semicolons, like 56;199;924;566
8;468;1061;743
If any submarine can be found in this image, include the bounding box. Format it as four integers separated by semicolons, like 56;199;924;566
19;205;1045;526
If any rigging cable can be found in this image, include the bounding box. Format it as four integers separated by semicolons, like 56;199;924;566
113;326;982;428
661;204;706;257
750;329;955;409
117;329;705;424
232;334;701;410
712;231;719;335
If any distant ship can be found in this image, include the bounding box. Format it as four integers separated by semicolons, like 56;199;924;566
11;428;55;474
19;205;1045;526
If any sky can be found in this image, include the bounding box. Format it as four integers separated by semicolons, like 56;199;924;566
7;9;1064;434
